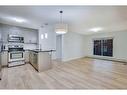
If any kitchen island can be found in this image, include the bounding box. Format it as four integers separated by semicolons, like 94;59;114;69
29;50;55;72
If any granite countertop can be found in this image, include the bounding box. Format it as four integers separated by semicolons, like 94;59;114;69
0;49;56;53
25;49;56;53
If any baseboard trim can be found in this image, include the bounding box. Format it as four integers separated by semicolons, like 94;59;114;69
2;65;8;68
85;56;127;63
62;56;86;62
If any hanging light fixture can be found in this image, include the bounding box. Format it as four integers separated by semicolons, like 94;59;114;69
55;11;68;34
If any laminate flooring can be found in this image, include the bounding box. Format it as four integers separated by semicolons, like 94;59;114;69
0;58;127;89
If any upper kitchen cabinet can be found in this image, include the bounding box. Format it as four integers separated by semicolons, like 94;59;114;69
2;24;24;43
22;28;38;44
0;23;38;44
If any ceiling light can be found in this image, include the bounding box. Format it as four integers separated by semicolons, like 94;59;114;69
89;27;103;32
55;24;68;34
55;11;68;34
12;17;25;23
6;17;26;23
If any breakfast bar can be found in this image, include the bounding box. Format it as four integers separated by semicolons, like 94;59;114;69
29;50;54;72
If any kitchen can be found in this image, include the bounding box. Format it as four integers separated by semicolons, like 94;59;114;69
0;6;127;89
0;1;127;95
0;23;54;80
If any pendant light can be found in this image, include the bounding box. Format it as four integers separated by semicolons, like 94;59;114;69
55;11;68;34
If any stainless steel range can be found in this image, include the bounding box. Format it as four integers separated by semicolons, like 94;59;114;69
8;45;25;67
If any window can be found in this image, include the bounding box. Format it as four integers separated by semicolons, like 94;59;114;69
93;38;113;57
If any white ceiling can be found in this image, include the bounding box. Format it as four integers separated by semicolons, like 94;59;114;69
0;6;127;35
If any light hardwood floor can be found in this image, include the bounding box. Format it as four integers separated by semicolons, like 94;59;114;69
0;58;127;89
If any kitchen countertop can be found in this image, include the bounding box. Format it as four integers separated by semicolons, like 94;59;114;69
1;50;8;52
1;49;56;53
25;49;56;53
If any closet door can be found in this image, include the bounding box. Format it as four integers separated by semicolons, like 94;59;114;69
94;40;101;55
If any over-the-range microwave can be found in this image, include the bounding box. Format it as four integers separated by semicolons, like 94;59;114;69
8;35;24;43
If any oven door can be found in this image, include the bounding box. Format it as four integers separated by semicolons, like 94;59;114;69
8;51;24;62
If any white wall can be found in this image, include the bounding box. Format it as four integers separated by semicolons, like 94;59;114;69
85;31;127;61
39;25;126;62
38;26;86;61
56;35;62;59
38;25;56;59
0;25;2;41
62;32;86;61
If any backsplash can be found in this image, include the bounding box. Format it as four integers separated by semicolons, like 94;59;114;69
2;43;37;50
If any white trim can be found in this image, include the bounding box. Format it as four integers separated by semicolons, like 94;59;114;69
86;55;127;63
92;37;114;41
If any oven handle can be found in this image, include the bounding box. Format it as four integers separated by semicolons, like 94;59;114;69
8;50;25;53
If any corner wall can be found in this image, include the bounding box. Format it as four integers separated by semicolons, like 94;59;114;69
38;26;87;61
62;32;86;61
38;25;56;59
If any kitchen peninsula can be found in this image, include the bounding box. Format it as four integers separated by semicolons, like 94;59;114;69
28;50;54;72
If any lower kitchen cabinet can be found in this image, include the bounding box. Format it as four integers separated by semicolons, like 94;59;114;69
1;51;8;66
29;51;52;72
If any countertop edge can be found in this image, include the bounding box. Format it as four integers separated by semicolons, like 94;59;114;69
25;49;56;53
1;49;56;53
